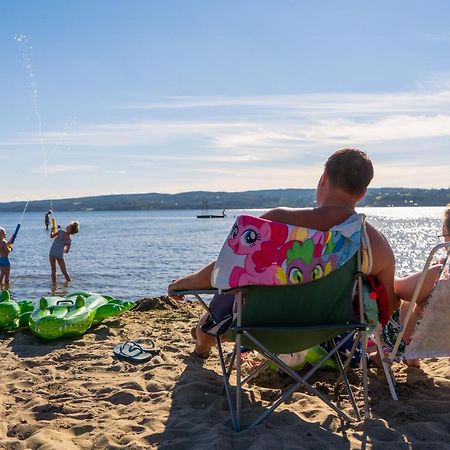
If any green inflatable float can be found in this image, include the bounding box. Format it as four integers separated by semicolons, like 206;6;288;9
29;291;135;340
0;289;135;339
0;290;34;331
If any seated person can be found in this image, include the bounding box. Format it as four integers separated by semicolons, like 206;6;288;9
169;148;400;358
392;204;450;367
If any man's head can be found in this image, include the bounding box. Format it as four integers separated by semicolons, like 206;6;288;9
323;148;374;198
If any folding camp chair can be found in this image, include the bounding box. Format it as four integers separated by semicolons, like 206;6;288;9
170;214;372;431
374;242;450;401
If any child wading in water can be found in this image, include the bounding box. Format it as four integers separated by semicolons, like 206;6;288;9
49;221;80;282
0;227;13;285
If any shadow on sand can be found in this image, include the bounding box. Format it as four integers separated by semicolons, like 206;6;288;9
148;354;353;450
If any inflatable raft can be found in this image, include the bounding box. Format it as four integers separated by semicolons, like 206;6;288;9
0;290;33;331
0;289;134;339
29;291;135;340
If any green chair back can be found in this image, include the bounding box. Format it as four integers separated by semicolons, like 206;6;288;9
232;254;361;353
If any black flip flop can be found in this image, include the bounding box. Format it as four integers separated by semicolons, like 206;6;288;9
113;340;160;362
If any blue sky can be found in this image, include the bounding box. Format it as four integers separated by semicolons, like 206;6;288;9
1;1;450;202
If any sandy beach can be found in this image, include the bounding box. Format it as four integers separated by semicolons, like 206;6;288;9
1;298;450;450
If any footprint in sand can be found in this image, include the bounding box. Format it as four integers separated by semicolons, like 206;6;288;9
104;391;137;405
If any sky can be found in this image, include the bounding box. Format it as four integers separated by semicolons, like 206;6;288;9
1;1;450;202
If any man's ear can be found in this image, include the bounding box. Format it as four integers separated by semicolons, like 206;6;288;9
356;188;367;203
318;172;327;186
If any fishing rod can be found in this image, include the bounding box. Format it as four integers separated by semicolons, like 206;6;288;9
10;200;29;244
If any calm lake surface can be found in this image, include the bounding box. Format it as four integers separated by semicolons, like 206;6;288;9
0;207;445;301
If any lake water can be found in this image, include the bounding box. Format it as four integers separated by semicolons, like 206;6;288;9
0;207;445;301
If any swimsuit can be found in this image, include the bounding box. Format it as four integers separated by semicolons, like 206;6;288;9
49;230;71;259
0;256;10;267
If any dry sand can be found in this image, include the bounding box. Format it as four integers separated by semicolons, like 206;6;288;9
1;298;450;450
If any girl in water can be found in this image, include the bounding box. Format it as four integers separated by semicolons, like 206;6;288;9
49;221;80;283
0;227;13;285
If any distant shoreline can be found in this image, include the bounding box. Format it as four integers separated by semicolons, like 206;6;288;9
0;187;449;212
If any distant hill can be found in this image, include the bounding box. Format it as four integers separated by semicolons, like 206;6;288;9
0;188;449;212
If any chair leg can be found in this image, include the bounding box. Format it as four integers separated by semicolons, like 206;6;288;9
241;360;271;386
334;331;361;390
361;331;369;419
332;337;361;421
235;332;242;430
216;336;239;431
374;333;398;401
226;348;236;380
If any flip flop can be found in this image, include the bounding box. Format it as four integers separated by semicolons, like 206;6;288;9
113;340;160;362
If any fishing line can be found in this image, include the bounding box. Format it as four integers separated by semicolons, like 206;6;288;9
15;33;53;212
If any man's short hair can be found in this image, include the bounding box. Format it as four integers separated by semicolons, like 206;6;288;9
324;148;374;196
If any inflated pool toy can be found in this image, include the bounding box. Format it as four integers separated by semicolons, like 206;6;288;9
0;290;34;331
29;292;135;340
269;345;338;372
65;291;135;325
0;290;20;330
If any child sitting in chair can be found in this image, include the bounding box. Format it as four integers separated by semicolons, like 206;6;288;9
392;204;450;367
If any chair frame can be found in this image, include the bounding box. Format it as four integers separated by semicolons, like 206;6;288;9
173;252;370;431
374;242;450;401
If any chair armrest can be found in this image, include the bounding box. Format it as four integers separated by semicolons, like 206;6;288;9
168;289;220;296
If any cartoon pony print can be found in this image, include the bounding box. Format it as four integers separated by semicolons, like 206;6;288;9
227;215;288;287
275;230;339;285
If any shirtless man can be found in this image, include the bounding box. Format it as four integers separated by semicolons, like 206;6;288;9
169;148;401;358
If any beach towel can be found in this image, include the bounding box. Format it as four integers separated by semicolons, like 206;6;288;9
404;277;450;359
211;213;363;290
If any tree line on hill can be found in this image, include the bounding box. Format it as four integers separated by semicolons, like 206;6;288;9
0;188;449;212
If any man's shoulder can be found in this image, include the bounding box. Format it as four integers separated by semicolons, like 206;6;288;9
262;207;314;225
365;222;387;242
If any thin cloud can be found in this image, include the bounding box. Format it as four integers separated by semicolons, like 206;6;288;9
31;164;98;174
2;83;450;152
126;89;450;116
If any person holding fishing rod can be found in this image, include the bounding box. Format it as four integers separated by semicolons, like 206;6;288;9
49;216;80;283
0;227;14;285
0;202;28;285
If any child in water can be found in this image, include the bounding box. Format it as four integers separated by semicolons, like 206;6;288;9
0;227;13;285
49;221;80;283
44;210;52;230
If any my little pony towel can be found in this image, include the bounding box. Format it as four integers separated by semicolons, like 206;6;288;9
211;213;363;290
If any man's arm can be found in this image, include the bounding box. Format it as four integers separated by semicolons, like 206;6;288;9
168;261;215;293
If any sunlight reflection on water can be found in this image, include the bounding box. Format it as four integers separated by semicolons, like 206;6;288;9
0;207;444;301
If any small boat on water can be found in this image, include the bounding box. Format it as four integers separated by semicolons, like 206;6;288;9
197;201;226;219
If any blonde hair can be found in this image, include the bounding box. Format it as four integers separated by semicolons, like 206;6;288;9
444;204;450;234
69;221;80;235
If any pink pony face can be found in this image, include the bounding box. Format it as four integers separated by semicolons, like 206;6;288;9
227;215;289;276
228;216;269;255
